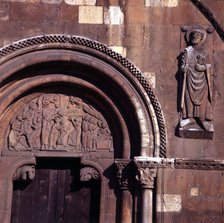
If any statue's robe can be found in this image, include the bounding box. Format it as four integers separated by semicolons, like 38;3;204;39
181;46;212;120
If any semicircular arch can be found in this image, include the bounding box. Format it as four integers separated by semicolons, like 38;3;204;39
0;35;167;158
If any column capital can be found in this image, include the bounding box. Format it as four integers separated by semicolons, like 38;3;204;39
135;167;157;189
134;157;161;189
115;159;132;190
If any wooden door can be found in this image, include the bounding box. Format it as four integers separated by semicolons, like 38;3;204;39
11;159;100;223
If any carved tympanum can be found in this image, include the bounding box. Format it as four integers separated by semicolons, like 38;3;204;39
80;167;100;181
8;94;112;152
179;26;214;137
13;165;35;182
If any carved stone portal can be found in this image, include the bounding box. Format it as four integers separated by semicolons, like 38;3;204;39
8;94;113;152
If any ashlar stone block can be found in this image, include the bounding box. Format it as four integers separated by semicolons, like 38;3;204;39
157;194;182;212
110;46;127;57
79;6;103;24
42;0;63;4
145;0;179;7
144;72;156;88
104;6;124;25
166;0;179;7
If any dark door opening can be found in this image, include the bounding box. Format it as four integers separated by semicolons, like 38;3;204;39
11;158;100;223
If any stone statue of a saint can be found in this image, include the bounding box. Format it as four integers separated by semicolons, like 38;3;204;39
179;26;214;136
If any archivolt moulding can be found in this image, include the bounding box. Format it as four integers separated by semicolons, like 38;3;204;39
0;35;167;158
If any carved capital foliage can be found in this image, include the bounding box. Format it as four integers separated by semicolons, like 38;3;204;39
13;165;35;182
134;157;159;189
135;167;157;189
80;167;100;182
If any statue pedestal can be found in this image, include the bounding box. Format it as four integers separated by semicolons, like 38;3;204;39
178;127;213;139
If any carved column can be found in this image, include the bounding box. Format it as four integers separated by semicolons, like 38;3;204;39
134;157;157;223
115;159;132;223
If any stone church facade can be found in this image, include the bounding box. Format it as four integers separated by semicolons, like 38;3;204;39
0;0;223;222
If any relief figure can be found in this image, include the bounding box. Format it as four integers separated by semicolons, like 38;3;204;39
69;116;83;149
8;94;113;151
49;113;63;149
97;121;112;149
89;117;98;151
81;115;89;151
179;26;214;134
31;109;42;149
67;96;85;149
21;102;39;149
9;115;26;150
41;95;59;150
57;114;73;147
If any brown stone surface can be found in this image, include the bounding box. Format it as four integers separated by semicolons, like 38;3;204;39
157;168;224;222
124;6;149;25
58;5;79;22
0;0;223;222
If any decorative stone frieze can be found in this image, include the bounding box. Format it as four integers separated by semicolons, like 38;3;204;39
134;157;175;168
134;157;224;171
175;159;224;170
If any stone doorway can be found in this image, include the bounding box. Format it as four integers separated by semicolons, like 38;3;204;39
11;158;100;223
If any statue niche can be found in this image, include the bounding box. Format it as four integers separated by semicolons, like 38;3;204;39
8;94;113;152
178;26;215;139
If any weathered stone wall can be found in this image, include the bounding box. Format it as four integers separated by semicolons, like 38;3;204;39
0;0;224;222
157;168;224;222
